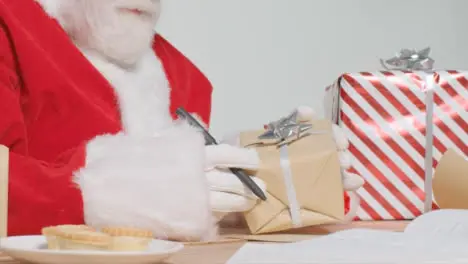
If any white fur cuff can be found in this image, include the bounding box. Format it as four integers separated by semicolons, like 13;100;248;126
73;122;217;242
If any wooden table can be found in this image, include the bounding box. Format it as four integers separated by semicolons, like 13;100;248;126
0;221;409;264
173;221;409;264
0;221;408;264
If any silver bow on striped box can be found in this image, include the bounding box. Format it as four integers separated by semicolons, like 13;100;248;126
380;47;435;71
323;48;468;221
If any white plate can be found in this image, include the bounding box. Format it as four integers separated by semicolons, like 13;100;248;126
0;235;184;264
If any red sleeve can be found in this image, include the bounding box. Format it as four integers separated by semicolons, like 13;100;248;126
183;59;213;127
0;24;85;236
154;35;214;127
185;72;213;127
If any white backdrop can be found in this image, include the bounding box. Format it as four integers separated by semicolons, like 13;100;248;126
156;0;468;137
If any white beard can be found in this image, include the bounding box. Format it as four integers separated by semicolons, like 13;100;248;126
37;0;161;67
70;6;158;67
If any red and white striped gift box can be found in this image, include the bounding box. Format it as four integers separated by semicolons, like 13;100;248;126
324;70;468;220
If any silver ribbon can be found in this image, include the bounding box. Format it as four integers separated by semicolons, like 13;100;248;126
423;75;436;213
259;110;314;145
380;48;436;213
380;47;435;71
259;110;326;227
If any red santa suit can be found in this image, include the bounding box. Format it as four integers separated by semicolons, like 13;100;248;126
1;0;362;240
0;0;216;239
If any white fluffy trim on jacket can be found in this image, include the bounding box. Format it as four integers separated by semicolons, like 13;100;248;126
73;122;217;242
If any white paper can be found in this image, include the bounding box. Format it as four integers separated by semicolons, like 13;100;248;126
404;209;468;239
227;210;468;263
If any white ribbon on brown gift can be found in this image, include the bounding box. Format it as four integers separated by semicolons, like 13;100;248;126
278;145;303;228
259;110;329;228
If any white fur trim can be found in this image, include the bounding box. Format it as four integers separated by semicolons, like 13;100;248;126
332;124;349;150
80;49;173;137
34;0;62;18
344;191;360;222
74;122;217;242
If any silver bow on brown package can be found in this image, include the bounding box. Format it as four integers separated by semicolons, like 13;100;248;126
240;111;345;234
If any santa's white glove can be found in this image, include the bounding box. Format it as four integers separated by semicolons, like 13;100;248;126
189;115;267;222
205;144;266;222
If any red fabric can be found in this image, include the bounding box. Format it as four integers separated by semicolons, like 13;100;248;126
344;193;350;215
0;0;213;236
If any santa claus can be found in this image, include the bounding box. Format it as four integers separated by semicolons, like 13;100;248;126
0;0;363;241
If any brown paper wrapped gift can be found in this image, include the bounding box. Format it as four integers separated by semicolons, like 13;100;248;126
239;119;345;234
433;149;468;209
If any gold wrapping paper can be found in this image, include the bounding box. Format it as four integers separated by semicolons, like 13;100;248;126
240;120;345;234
